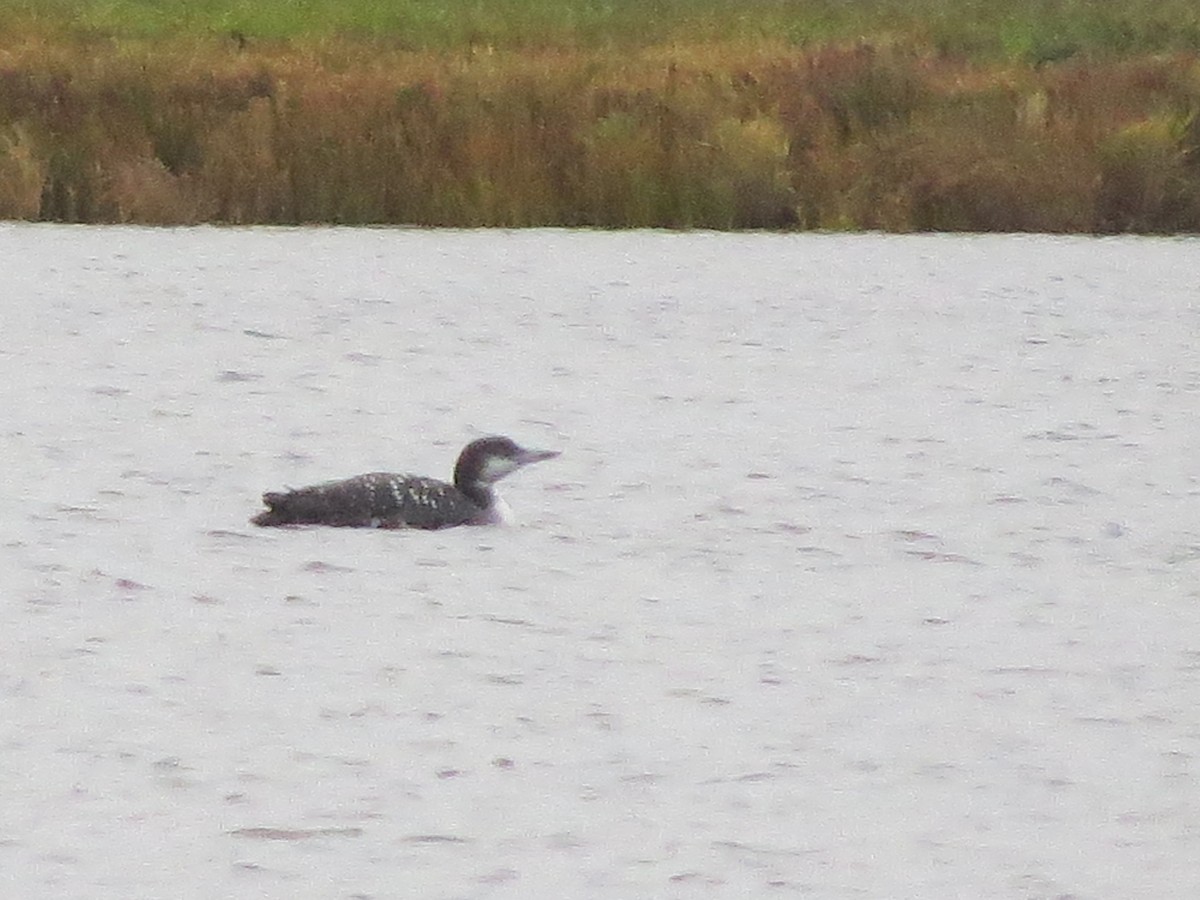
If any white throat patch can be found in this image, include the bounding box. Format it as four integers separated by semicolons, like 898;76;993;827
481;494;514;525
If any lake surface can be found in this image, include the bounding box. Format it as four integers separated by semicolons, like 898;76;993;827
2;225;1199;898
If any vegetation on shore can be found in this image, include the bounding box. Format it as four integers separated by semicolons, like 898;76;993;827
1;0;1199;231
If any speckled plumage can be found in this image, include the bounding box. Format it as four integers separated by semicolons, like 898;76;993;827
252;436;558;530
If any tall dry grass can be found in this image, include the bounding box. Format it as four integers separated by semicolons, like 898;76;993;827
0;29;1198;230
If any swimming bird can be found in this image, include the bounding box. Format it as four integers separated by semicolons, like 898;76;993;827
251;436;559;529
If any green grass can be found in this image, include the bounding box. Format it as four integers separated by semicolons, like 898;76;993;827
5;0;1200;59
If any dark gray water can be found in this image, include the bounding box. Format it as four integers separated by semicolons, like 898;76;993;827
2;225;1199;898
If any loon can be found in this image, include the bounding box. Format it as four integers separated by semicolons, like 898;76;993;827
251;436;559;529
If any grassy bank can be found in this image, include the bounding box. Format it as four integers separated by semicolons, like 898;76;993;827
1;1;1199;231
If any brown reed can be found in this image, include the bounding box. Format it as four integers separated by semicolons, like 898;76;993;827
0;31;1197;231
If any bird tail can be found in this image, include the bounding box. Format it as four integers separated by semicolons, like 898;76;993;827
251;491;292;526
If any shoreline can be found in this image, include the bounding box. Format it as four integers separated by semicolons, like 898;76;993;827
1;5;1198;232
